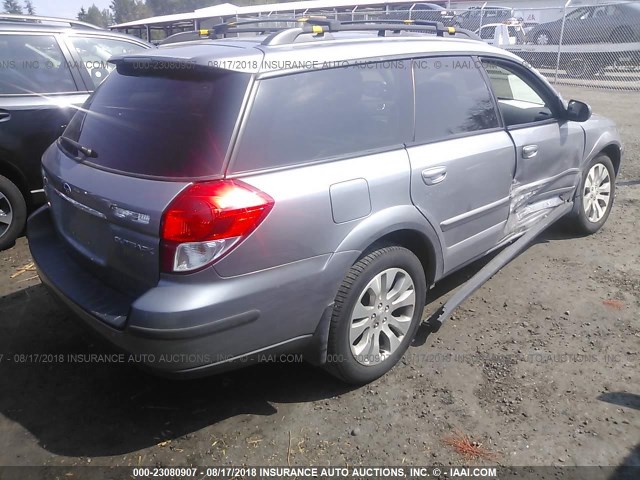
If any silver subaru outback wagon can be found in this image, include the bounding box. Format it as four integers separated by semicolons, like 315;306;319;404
27;19;623;384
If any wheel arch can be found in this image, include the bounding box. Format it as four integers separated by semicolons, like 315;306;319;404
0;159;30;207
601;143;622;177
363;229;439;288
334;206;445;287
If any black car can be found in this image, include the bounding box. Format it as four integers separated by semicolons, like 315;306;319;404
452;6;514;31
387;3;456;25
527;3;640;45
0;14;151;249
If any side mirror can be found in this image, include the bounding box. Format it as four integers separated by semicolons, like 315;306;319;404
565;99;592;122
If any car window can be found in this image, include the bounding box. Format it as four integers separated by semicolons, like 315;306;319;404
592;5;618;17
480;26;496;39
481;60;553;127
566;8;592;21
0;34;76;95
63;68;250;178
232;61;413;173
413;56;499;144
68;36;147;88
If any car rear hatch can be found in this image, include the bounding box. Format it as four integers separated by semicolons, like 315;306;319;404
42;60;251;305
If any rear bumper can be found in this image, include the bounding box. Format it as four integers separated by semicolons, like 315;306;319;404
28;206;352;376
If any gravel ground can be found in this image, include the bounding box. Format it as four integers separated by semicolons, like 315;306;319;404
0;86;638;474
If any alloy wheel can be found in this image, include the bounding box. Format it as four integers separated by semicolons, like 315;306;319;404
349;268;416;366
583;163;611;223
0;191;13;238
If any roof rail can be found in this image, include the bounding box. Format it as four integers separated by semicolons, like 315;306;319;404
207;17;319;39
0;14;103;30
205;17;480;45
301;18;478;39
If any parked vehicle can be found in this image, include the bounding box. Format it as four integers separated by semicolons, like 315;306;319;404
0;14;151;249
387;3;456;25
453;6;514;31
28;19;622;384
526;3;640;45
476;22;526;46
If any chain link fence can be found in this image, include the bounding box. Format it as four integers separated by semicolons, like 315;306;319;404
237;1;640;91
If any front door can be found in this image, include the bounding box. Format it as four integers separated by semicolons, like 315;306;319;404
480;58;584;236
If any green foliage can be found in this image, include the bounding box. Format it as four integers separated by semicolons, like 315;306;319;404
79;4;113;27
2;0;23;14
23;0;34;15
110;0;150;24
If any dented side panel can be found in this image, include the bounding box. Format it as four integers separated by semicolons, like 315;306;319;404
505;121;584;237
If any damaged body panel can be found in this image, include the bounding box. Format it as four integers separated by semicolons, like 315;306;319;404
505;121;584;238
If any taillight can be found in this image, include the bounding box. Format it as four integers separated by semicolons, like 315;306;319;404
160;179;274;273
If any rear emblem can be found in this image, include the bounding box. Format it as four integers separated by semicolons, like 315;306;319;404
63;183;72;195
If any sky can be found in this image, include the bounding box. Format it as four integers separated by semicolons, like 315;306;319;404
29;0;113;19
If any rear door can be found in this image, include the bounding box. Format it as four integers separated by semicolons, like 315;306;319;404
406;56;516;274
43;65;251;295
480;58;583;235
0;32;87;195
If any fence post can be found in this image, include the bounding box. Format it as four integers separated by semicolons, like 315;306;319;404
480;2;486;29
555;0;572;84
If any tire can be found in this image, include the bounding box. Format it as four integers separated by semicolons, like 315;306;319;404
534;30;552;45
565;57;599;78
0;175;27;250
566;154;616;235
325;246;427;384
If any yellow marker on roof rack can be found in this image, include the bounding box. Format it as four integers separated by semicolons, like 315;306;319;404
448;27;456;34
199;29;209;36
403;19;415;24
312;25;324;33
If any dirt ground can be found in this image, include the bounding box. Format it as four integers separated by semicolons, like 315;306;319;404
0;86;638;474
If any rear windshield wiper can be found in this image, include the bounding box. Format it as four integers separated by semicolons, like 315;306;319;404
59;136;98;158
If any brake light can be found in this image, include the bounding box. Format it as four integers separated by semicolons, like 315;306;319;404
160;180;274;273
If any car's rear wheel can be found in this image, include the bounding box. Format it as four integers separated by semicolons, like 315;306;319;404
0;175;27;250
566;57;601;78
566;154;615;235
534;30;552;45
325;246;427;384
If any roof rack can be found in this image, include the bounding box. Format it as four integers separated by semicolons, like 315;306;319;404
264;17;479;45
206;17;318;39
204;17;479;45
301;18;475;38
211;17;479;44
0;13;102;30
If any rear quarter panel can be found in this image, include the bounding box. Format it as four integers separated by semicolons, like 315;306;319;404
218;149;443;280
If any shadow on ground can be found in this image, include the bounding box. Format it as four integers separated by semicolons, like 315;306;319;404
0;284;356;457
0;222;580;458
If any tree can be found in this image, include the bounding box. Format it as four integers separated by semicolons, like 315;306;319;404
2;0;23;14
110;0;150;24
146;1;216;16
23;0;34;15
81;4;112;27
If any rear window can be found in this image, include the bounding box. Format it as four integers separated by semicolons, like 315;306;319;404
63;68;249;179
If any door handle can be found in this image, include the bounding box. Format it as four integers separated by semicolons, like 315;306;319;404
0;110;11;122
522;145;538;159
421;166;447;185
